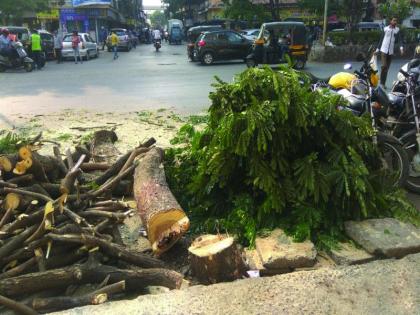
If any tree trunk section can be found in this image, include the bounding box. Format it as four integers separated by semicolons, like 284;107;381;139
134;147;189;255
189;234;246;284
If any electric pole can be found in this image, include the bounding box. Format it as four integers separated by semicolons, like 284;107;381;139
323;0;329;46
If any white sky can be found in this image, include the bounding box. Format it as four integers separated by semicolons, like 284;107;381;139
143;0;162;7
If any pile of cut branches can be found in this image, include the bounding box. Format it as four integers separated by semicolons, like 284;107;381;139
0;131;187;314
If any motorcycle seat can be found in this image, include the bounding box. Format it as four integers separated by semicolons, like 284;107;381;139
346;94;365;113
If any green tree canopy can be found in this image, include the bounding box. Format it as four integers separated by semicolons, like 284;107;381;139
223;0;268;25
297;0;341;18
0;0;48;24
150;10;168;28
378;0;412;22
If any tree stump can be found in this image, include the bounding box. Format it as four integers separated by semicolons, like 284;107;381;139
188;234;246;284
134;147;189;255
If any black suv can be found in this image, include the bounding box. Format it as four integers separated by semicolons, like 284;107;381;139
194;30;252;65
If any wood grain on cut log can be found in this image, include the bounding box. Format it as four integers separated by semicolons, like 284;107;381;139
134;147;190;255
188;234;246;284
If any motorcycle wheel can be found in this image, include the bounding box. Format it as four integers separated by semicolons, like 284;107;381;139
24;62;33;72
377;139;409;188
401;142;420;193
246;58;256;68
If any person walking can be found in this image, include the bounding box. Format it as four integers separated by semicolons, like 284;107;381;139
53;30;63;64
110;31;119;60
99;26;108;50
71;31;82;64
30;30;43;69
377;17;403;88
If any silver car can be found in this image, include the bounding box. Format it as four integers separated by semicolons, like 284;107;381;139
62;33;99;61
107;28;132;51
241;29;260;41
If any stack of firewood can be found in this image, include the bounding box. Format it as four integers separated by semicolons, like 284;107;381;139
0;131;190;314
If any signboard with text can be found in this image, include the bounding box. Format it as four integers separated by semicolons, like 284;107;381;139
72;0;111;6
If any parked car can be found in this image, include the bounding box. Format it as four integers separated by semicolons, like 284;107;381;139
194;30;252;65
107;28;132;51
356;22;382;31
187;25;222;60
38;30;55;60
62;33;99;61
241;29;260;41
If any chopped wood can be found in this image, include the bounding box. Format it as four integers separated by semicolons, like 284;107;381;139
80;163;111;172
60;154;85;194
31;280;125;313
0;181;17;189
0;294;38;315
7;174;34;185
189;234;246;284
134;147;190;255
0;263;182;297
0;257;37;280
53;146;68;175
48;233;164;268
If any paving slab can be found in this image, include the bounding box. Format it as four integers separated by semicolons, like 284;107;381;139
345;218;420;258
53;253;420;315
329;242;375;265
255;229;317;269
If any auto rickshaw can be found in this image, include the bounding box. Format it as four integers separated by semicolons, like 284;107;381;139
246;22;310;70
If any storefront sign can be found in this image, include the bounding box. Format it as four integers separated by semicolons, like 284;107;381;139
36;9;59;20
73;0;111;6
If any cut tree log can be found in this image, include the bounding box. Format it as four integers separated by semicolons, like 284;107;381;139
31;280;125;313
0;263;183;297
134;147;190;255
188;234;246;284
94;137;156;186
90;130;120;164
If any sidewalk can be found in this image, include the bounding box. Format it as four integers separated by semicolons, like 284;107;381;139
55;253;420;315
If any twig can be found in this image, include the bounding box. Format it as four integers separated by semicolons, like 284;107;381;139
0;294;38;315
80;210;128;221
53;146;68;174
2;187;52;203
0;180;17;188
65;148;74;169
0;257;37;280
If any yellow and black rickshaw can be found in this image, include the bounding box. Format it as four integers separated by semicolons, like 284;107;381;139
246;22;310;70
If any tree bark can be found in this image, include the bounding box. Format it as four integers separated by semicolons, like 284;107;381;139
134;147;190;255
189;234;246;284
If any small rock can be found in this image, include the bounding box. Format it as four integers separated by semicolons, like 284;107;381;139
144;286;170;295
244;248;291;276
255;229;317;269
329;242;375;265
345;218;420;258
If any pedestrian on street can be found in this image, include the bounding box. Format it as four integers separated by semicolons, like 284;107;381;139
100;26;108;50
110;31;119;60
377;17;404;88
30;30;43;69
53;30;63;64
71;31;82;64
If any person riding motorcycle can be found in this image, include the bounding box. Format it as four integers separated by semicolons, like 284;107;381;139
152;29;161;43
0;28;12;57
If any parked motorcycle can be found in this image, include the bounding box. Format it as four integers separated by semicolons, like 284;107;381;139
311;50;409;187
0;41;34;72
154;39;161;52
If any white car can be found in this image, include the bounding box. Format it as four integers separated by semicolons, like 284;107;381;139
241;29;260;41
62;33;99;61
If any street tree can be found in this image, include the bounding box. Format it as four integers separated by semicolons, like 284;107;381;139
150;10;168;28
0;0;48;24
339;0;365;33
297;0;340;18
378;0;412;22
223;0;268;25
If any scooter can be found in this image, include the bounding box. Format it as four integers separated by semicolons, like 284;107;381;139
154;39;161;52
0;41;34;72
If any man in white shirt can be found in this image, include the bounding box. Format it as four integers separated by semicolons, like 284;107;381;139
377;17;403;88
152;29;161;41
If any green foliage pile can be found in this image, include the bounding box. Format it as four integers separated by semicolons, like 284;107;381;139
0;132;26;154
165;66;418;248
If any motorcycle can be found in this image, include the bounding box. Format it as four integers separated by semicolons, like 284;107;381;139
0;41;34;72
311;50;409;187
154;39;161;52
385;62;420;193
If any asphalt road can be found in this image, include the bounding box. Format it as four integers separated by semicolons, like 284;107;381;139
0;42;407;121
0;42;419;208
